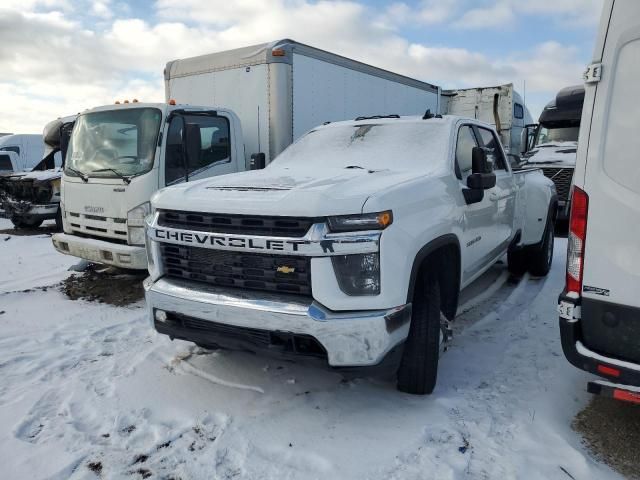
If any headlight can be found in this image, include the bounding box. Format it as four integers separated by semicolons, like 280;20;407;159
327;211;393;232
332;253;380;295
127;202;150;246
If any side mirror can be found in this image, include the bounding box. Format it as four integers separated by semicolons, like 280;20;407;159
520;129;528;154
467;147;496;190
250;152;266;170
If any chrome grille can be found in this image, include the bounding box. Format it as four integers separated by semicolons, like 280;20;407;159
157;210;317;237
160;244;312;296
541;167;574;202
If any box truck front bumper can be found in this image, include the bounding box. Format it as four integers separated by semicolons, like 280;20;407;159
52;233;147;270
145;276;411;369
559;292;640;387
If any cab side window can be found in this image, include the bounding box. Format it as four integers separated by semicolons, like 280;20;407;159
477;127;507;171
184;115;230;175
455;126;479;179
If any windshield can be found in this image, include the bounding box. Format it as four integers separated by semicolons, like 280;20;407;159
534;126;579;146
271;122;449;172
66;108;162;178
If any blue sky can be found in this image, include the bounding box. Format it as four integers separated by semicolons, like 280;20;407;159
0;0;604;132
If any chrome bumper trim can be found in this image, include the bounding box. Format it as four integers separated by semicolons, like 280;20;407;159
145;277;409;367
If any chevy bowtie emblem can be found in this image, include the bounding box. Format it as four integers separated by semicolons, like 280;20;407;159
277;265;296;274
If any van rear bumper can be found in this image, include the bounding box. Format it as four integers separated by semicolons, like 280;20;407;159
559;292;640;386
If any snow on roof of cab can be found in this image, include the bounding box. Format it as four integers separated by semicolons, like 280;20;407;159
314;114;493;130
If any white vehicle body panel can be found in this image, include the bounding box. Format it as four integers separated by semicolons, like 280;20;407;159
291;53;439;139
578;0;640;309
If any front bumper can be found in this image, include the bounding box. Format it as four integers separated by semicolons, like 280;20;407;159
559;293;640;386
145;276;411;368
52;232;147;270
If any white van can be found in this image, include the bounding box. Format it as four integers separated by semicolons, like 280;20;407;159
0;134;44;172
558;0;640;404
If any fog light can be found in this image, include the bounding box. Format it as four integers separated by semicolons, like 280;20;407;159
331;253;380;295
155;310;167;322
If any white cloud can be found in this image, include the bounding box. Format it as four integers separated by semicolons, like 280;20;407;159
91;0;113;19
0;0;594;131
454;1;515;29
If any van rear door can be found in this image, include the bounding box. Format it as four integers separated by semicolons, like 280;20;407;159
578;0;640;362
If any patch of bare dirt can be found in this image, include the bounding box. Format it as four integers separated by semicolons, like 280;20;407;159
573;395;640;479
61;264;146;306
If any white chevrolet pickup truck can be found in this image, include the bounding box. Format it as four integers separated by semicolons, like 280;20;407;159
144;115;557;395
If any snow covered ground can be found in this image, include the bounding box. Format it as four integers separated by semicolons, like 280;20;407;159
0;218;623;479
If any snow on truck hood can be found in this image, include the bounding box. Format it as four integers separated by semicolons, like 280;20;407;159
524;141;577;166
152;166;424;217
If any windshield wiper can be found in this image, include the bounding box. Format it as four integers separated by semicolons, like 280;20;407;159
91;168;132;185
66;167;88;182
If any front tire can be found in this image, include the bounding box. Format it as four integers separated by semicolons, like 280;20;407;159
397;269;441;395
54;207;63;231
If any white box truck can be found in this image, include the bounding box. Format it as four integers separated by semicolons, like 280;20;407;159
52;39;442;269
558;0;640;405
0;134;45;172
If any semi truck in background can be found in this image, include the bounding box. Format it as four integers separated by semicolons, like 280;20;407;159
52;39;532;270
441;84;533;155
0;134;45;172
522;85;584;221
0;117;75;228
558;0;640;405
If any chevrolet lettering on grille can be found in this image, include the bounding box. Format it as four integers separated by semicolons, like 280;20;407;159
152;227;306;253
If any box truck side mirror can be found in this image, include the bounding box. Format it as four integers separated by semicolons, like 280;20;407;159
250;153;266;170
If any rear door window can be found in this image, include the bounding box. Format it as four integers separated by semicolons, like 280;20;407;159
0;153;13;170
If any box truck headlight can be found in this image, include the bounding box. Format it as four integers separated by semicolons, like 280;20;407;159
328;211;392;232
332;253;380;295
127;202;150;246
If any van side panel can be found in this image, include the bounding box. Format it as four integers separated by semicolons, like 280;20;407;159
579;0;640;361
166;65;271;167
291;53;439;140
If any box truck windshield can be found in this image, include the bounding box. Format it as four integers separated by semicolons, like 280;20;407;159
66;108;162;179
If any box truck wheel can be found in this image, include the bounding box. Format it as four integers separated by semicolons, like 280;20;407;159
397;269;440;395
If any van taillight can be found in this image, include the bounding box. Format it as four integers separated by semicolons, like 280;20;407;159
566;186;589;295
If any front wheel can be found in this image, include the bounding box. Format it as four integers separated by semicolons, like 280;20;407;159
397;270;441;395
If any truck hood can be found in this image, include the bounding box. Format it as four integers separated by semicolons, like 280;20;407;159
153;166;421;216
524;141;577;167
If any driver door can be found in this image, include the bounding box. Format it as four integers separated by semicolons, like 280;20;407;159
163;113;237;186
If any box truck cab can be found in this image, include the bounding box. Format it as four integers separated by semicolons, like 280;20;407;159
558;0;640;404
52;102;246;268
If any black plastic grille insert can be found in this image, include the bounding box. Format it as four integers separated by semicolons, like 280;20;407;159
161;244;312;296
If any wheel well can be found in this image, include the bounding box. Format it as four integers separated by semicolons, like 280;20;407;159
407;236;461;321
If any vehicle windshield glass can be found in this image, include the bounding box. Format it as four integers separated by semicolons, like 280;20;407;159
66;108;162;178
270;122;449;172
534;126;579;146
